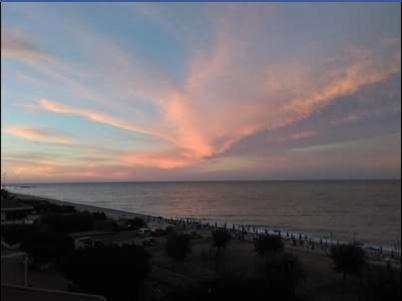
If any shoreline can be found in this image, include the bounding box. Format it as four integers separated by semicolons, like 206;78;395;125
11;192;171;230
7;192;401;265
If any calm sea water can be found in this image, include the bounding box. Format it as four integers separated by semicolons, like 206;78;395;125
7;180;401;247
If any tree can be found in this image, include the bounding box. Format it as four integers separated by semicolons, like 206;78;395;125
254;234;284;256
61;244;150;301
39;212;97;233
330;244;366;282
165;275;267;301
263;253;304;296
363;266;401;300
21;230;74;264
211;229;232;254
127;217;146;230
1;224;39;245
165;232;191;261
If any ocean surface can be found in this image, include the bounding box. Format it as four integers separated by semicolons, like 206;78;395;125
7;180;401;248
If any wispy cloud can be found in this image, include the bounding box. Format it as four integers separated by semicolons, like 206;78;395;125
2;30;57;65
39;99;167;140
2;4;400;181
4;127;74;145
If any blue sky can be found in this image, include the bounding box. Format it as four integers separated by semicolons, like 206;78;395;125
1;3;401;182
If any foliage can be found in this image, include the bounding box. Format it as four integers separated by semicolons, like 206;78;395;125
61;244;150;301
254;234;284;256
165;232;191;261
362;266;401;300
330;244;366;279
211;229;232;251
165;274;302;301
262;253;304;295
21;230;74;263
127;217;146;230
88;211;107;221
1;189;10;199
36;203;77;214
1;224;39;245
38;212;105;233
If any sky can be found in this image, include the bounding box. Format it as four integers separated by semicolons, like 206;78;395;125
1;3;401;183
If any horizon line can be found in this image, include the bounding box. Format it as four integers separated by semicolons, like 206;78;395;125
3;178;401;186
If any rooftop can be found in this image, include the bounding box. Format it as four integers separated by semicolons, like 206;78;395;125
1;285;107;301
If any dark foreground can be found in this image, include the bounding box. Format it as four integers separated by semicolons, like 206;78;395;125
1;190;400;301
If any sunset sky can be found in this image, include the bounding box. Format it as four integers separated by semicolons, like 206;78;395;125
1;3;401;183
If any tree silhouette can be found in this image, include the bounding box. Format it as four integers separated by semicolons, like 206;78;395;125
254;234;284;256
165;232;191;261
21;230;74;264
211;229;232;255
263;253;304;296
330;244;366;282
61;244;150;301
127;217;146;230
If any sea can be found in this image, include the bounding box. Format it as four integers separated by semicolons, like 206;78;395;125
6;180;401;249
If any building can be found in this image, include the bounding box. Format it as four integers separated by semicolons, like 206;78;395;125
1;198;35;225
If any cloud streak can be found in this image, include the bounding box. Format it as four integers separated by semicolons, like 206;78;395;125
2;4;400;181
4;127;73;145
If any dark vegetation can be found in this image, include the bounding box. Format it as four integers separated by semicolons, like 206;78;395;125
1;188;10;199
211;229;231;254
21;230;74;264
61;244;150;301
1;224;39;245
34;202;77;214
362;265;401;300
165;273;304;301
254;234;284;256
2;192;400;301
38;211;108;233
329;244;366;281
126;217;147;230
262;252;304;297
165;232;192;261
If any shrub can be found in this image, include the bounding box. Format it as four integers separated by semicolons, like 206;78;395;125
211;229;232;252
31;201;77;214
363;266;401;300
263;253;304;295
165;273;302;301
330;244;366;280
21;230;74;263
61;244;150;301
39;212;97;233
127;217;146;230
165;232;191;261
254;234;284;256
1;189;10;199
89;211;107;221
1;224;39;245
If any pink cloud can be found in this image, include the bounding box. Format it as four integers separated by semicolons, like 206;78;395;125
39;99;169;141
4;12;400;177
4;127;73;145
2;30;57;65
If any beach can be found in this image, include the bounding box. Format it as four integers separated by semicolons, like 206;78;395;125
2;190;401;301
9;191;401;267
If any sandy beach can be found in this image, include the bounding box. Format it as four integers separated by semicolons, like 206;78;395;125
9;192;401;268
2;190;401;301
